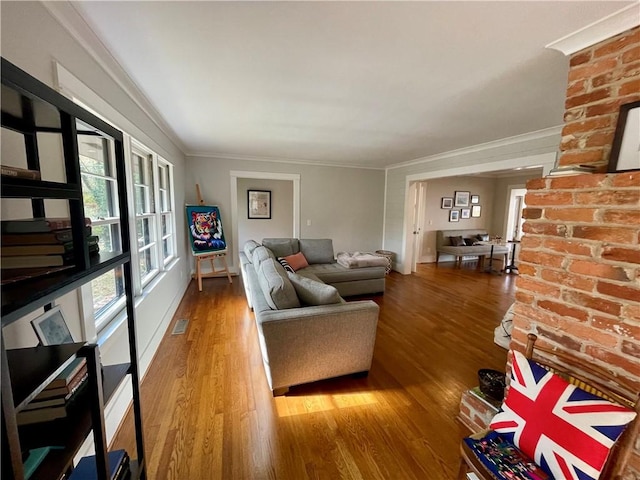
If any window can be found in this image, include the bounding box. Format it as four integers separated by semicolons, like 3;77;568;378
158;160;175;264
78;129;125;323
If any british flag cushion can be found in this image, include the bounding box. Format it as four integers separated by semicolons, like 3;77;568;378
489;350;636;480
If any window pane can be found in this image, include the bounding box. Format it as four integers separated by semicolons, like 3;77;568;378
82;176;115;219
136;217;155;248
132;153;143;184
92;266;124;317
92;223;121;253
135;186;146;215
163;239;170;259
78;137;110;176
139;248;153;278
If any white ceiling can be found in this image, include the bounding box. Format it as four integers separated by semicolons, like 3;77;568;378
69;1;635;169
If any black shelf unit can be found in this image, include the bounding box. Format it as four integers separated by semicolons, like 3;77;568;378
1;58;146;480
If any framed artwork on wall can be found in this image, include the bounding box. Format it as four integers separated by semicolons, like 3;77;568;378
454;191;470;207
449;210;460;222
608;100;640;173
248;190;271;219
471;195;480;204
461;208;471;219
471;205;482;218
441;197;453;209
31;306;74;345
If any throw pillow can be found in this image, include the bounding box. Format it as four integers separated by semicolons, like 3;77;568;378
277;257;295;273
449;235;465;247
287;272;342;305
283;251;309;271
490;350;636;480
464;238;475;246
476;233;490;242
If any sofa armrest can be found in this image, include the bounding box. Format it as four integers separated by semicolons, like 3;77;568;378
256;301;379;390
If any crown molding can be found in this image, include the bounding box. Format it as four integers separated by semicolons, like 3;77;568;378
387;125;562;171
546;3;640;56
41;1;187;154
187;151;385;170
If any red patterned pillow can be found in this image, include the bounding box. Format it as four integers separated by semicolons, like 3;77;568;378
283;251;309;272
490;350;636;480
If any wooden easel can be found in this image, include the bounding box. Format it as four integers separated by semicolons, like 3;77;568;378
193;184;232;291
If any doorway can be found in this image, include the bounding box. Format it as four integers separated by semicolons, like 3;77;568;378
505;187;527;242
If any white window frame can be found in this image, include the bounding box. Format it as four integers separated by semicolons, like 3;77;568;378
157;158;176;267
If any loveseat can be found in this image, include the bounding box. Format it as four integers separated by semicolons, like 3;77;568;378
435;229;509;268
239;238;380;395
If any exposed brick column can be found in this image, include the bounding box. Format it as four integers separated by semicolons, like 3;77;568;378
513;26;640;479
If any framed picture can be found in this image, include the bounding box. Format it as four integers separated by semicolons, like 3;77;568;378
441;197;453;209
471;205;482;218
461;208;471;219
449;210;460;222
185;204;227;254
454;191;470;207
31;306;74;345
248;190;271;219
471;195;480;204
608;100;640;173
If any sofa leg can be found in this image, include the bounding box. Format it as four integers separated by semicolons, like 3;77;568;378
272;387;289;397
436;252;440;266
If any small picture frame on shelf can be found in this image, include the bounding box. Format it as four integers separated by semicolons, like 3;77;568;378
441;197;453;209
31;306;74;345
461;208;471;219
471;205;482;218
608;100;640;173
449;210;460;222
471;195;480;204
454;191;470;207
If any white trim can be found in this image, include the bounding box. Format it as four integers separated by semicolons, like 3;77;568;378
44;2;186;154
189;151;384;171
546;3;640;56
387;126;562;171
229;171;301;269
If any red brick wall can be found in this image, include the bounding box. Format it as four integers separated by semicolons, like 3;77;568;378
513;26;640;479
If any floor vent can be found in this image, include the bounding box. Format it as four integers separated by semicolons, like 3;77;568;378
172;319;189;335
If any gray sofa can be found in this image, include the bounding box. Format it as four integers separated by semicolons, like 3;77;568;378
239;238;380;396
435;229;509;267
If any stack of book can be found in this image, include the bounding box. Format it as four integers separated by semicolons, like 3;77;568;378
17;358;88;426
0;165;41;180
1;217;98;272
69;449;130;480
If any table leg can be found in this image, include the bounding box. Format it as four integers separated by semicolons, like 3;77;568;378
484;244;501;275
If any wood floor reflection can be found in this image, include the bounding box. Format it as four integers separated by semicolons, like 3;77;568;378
111;262;515;479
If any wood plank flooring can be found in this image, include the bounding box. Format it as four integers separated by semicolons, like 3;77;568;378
111;261;516;479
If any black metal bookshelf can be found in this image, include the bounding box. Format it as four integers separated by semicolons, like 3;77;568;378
1;58;146;480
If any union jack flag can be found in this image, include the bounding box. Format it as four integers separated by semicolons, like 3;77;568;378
490;350;636;480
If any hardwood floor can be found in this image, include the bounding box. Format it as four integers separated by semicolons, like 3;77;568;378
111;261;516;479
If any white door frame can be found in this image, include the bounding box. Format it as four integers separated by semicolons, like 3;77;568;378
230;171;301;267
504;186;527;241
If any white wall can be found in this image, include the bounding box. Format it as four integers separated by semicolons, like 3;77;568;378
237;178;294;246
1;0;190;446
187;156;386;265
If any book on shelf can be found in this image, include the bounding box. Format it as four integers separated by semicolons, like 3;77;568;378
1;217;91;234
34;369;88;401
68;449;130;480
0;165;41;180
16;404;68;425
1;235;98;256
1;227;92;245
47;357;87;389
1;255;65;269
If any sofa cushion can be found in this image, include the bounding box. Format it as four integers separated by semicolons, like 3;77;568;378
257;258;300;310
244;239;261;262
252;245;275;271
299;239;334;264
283;251;309;271
287;272;342;306
476;233;490;242
262;238;299;257
449;235;465;246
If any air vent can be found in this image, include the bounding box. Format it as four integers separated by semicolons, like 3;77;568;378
171;319;189;335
